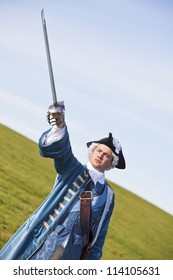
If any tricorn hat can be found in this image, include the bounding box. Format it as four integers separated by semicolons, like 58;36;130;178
87;133;126;169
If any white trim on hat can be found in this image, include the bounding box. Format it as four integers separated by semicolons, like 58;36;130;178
112;137;121;154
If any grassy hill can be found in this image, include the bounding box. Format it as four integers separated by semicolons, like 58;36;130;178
0;123;173;259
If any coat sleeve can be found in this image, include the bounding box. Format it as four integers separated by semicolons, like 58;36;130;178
38;126;81;175
85;192;115;260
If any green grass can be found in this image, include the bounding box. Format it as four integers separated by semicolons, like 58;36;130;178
0;124;55;246
103;184;173;259
0;124;173;259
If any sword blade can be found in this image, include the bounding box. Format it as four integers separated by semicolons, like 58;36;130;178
41;9;57;105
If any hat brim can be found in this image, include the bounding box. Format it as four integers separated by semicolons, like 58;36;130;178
116;150;126;169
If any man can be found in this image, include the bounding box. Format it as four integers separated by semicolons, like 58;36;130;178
0;102;125;260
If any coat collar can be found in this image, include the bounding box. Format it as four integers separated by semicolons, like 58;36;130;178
87;162;105;185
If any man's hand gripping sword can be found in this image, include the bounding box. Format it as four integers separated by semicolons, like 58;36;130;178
41;9;65;126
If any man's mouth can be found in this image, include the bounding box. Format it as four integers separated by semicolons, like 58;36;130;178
95;158;101;164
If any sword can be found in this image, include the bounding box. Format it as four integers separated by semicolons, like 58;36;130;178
41;9;64;113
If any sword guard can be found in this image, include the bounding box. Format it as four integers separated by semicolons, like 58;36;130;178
47;101;65;127
48;101;65;114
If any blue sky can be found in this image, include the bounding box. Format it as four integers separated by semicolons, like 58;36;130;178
0;0;173;215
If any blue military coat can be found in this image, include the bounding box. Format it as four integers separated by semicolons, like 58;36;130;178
0;127;114;260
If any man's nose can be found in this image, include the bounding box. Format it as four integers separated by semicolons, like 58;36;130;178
99;153;104;159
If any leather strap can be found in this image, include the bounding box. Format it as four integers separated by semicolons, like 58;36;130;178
80;183;92;259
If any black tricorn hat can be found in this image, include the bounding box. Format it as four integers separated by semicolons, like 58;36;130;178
87;133;126;169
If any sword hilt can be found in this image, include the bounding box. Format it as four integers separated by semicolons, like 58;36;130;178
48;101;65;114
47;101;65;127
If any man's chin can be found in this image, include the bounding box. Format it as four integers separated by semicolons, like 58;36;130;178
91;163;104;173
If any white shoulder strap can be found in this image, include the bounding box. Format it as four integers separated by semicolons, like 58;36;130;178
91;185;114;247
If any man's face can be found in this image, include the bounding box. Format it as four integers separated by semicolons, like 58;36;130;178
90;144;113;172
